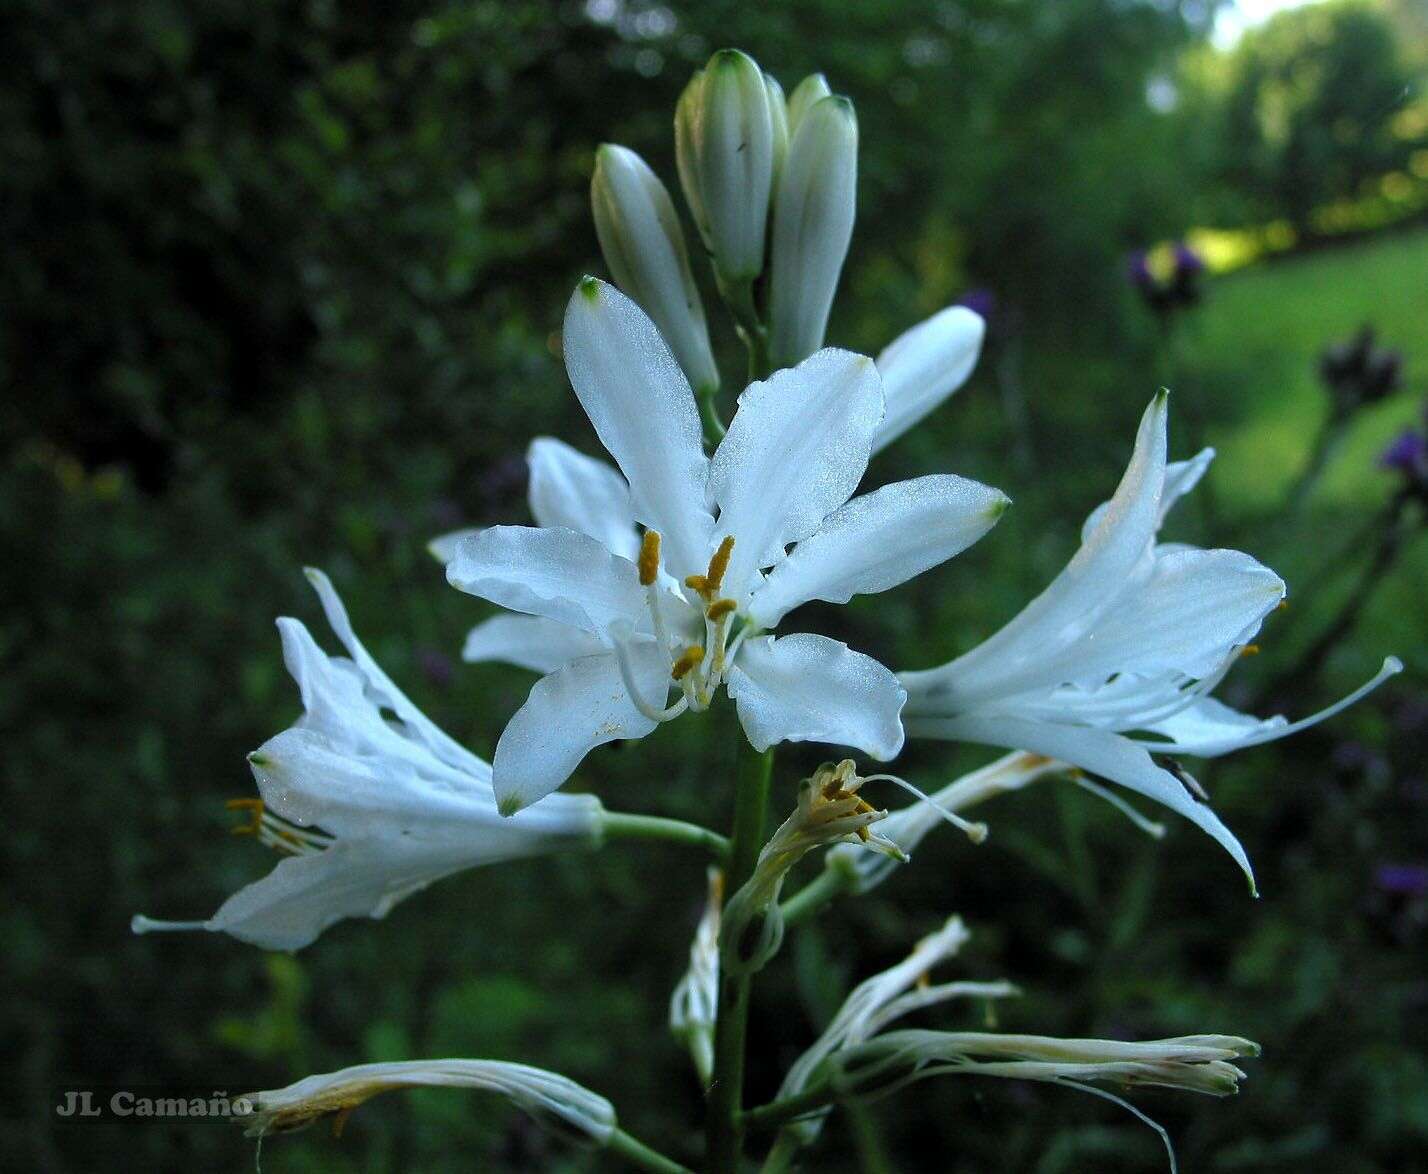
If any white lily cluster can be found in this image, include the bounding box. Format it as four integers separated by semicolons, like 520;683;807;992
132;43;1406;1174
243;1058;616;1145
443;277;1007;815
132;569;603;951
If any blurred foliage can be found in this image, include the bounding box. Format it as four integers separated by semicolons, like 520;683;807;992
2;1;1425;1171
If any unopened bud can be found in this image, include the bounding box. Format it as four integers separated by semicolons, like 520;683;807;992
675;49;778;284
767;95;858;369
592;144;719;394
786;73;832;136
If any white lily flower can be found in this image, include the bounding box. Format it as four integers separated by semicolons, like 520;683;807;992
131;569;603;951
591;143;720;396
872;304;986;454
899;392;1403;892
767;94;858;369
447;277;1008;814
242;1058;616;1144
669;866;723;1084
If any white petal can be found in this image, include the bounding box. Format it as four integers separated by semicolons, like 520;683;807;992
1082;447;1216;541
872;306;985;454
199;833;549;951
446;525;644;638
527;436;640;561
904;393;1169;707
748;474;1009;627
1141;657;1403;757
302;569;486;779
493;647;668;813
910;713;1255;893
709;349;884;596
562;278;714;578
429;527;483;565
462;613;605;673
727;633;906;759
1041;548;1285;686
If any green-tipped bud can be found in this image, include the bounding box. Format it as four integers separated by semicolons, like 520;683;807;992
591;144;719;394
786;73;832;136
674;49;778;284
767;94;858;368
765;72;789;186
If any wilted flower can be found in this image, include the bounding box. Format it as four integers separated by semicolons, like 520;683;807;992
776;915;1017;1144
131;570;603;951
831;1030;1259;1101
720;761;904;975
669;867;724;1084
900;393;1401;892
243;1058;616;1145
445;278;1007;813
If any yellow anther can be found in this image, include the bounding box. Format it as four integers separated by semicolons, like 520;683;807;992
1277;600;1289;611
1240;644;1261;657
684;573;709;593
706;598;737;622
671;645;706;680
706;535;735;593
638;530;662;586
226;797;263;836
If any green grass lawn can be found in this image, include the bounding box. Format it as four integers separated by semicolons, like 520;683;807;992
1191;227;1426;686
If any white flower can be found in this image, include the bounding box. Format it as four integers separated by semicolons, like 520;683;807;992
591;143;720;395
131;569;602;951
242;1058;615;1144
872;304;986;454
767;93;858;369
669;866;723;1084
446;277;1008;814
899;392;1402;892
776;915;1017;1144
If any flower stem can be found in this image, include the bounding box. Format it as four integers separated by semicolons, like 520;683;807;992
697;381;727;448
607;1127;696;1174
599;810;730;861
705;739;775;1173
758;1128;805;1173
777;867;850;928
741;1083;836;1133
718;275;772;383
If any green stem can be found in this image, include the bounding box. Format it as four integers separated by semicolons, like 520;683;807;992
759;1129;805;1173
697;383;728;448
718;275;772;383
600;810;730;861
705;740;775;1173
741;1083;835;1134
607;1127;696;1174
777;868;850;929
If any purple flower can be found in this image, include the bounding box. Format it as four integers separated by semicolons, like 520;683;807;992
957;287;997;322
1173;242;1205;277
1125;250;1153;290
1379;429;1427;475
1374;863;1428;897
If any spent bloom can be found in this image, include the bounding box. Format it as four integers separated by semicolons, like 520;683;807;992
669;866;724;1084
445;278;1007;814
132;569;602;951
243;1059;615;1144
900;393;1401;891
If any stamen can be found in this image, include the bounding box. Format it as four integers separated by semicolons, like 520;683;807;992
684;573;709;593
862;773;989;844
226;797;264;836
638;530;661;586
672;645;706;680
614;639;689;723
706;535;735;593
707;598;737;622
1239;644;1261;657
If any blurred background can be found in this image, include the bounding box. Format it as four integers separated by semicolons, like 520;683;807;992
3;0;1425;1169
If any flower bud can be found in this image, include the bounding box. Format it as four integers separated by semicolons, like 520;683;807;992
675;49;778;284
767;94;858;369
765;72;790;186
785;73;832;136
591;144;720;394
